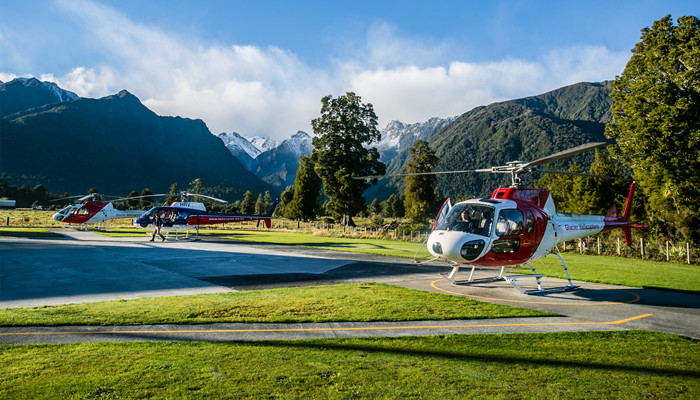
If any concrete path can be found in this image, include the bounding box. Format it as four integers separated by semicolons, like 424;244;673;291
0;229;698;343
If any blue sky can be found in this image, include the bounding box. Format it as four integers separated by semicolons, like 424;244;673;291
1;0;697;140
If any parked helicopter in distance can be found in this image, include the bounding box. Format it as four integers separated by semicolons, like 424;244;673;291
134;192;278;240
52;194;147;229
357;142;645;295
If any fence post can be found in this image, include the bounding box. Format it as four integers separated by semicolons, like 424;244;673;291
617;238;621;255
666;241;670;261
688;243;691;265
640;238;645;257
597;237;601;255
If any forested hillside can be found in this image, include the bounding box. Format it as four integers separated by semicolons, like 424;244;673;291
369;81;614;200
0;87;271;198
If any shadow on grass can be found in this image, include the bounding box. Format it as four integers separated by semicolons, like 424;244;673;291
241;334;699;378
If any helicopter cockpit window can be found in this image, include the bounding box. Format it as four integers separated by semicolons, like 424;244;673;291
77;207;90;215
495;209;523;236
435;203;494;237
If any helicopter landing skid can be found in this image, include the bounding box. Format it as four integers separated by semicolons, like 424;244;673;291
442;253;579;295
164;228;201;241
506;254;579;295
441;265;506;285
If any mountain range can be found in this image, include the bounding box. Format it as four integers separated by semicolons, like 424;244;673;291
0;79;271;198
218;131;312;189
366;81;614;200
1;77;614;203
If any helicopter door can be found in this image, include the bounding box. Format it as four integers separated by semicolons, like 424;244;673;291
432;198;452;231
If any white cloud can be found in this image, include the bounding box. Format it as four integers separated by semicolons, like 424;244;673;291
346;46;628;126
0;72;18;82
8;0;628;140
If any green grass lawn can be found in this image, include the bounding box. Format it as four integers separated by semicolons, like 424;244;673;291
0;227;65;238
1;331;697;399
0;283;549;326
520;253;700;293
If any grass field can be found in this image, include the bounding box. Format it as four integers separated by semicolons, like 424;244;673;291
516;253;700;293
0;283;550;326
0;227;64;238
2;228;699;398
1;331;698;399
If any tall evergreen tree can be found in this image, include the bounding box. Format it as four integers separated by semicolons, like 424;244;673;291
140;188;154;210
605;15;700;241
404;140;441;223
383;193;405;218
188;178;203;194
261;190;273;215
126;190;140;210
311;92;385;225
165;183;178;205
288;155;323;220
241;190;255;214
254;193;264;214
278;185;295;218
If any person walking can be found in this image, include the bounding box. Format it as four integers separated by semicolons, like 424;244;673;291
150;211;166;242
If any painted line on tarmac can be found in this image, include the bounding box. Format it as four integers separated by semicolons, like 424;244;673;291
430;278;642;306
0;314;652;338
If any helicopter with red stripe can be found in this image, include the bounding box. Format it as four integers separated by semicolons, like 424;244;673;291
134;192;278;239
357;142;645;295
52;193;148;229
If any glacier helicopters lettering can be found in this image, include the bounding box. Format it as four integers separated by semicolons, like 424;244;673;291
134;192;278;240
356;142;645;295
52;194;148;229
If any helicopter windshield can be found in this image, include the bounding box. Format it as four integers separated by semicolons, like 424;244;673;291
435;203;494;237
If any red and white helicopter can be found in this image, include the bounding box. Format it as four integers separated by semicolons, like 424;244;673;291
134;192;278;239
52;194;148;229
362;142;645;295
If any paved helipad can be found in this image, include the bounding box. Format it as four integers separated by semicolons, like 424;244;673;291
0;229;698;343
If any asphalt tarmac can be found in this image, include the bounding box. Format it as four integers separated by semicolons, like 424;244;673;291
1;229;698;344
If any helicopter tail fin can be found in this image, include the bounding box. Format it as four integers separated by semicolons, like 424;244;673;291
619;182;645;247
622;181;636;221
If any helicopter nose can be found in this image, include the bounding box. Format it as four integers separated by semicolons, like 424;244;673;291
52;213;64;222
428;231;488;263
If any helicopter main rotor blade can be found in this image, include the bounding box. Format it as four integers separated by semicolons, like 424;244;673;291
180;192;228;204
517;142;611;170
353;169;493;180
533;168;633;181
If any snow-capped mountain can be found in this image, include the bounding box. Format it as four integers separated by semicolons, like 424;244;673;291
218;130;313;188
278;131;313;158
249;136;280;153
376;116;455;161
0;77;79;118
218;131;262;159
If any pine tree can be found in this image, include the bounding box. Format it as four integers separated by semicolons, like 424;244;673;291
288;155;323;220
404;140;441;223
278;186;295;218
241;190;255;214
126;190;140;210
254;193;264;214
140;188;153;210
